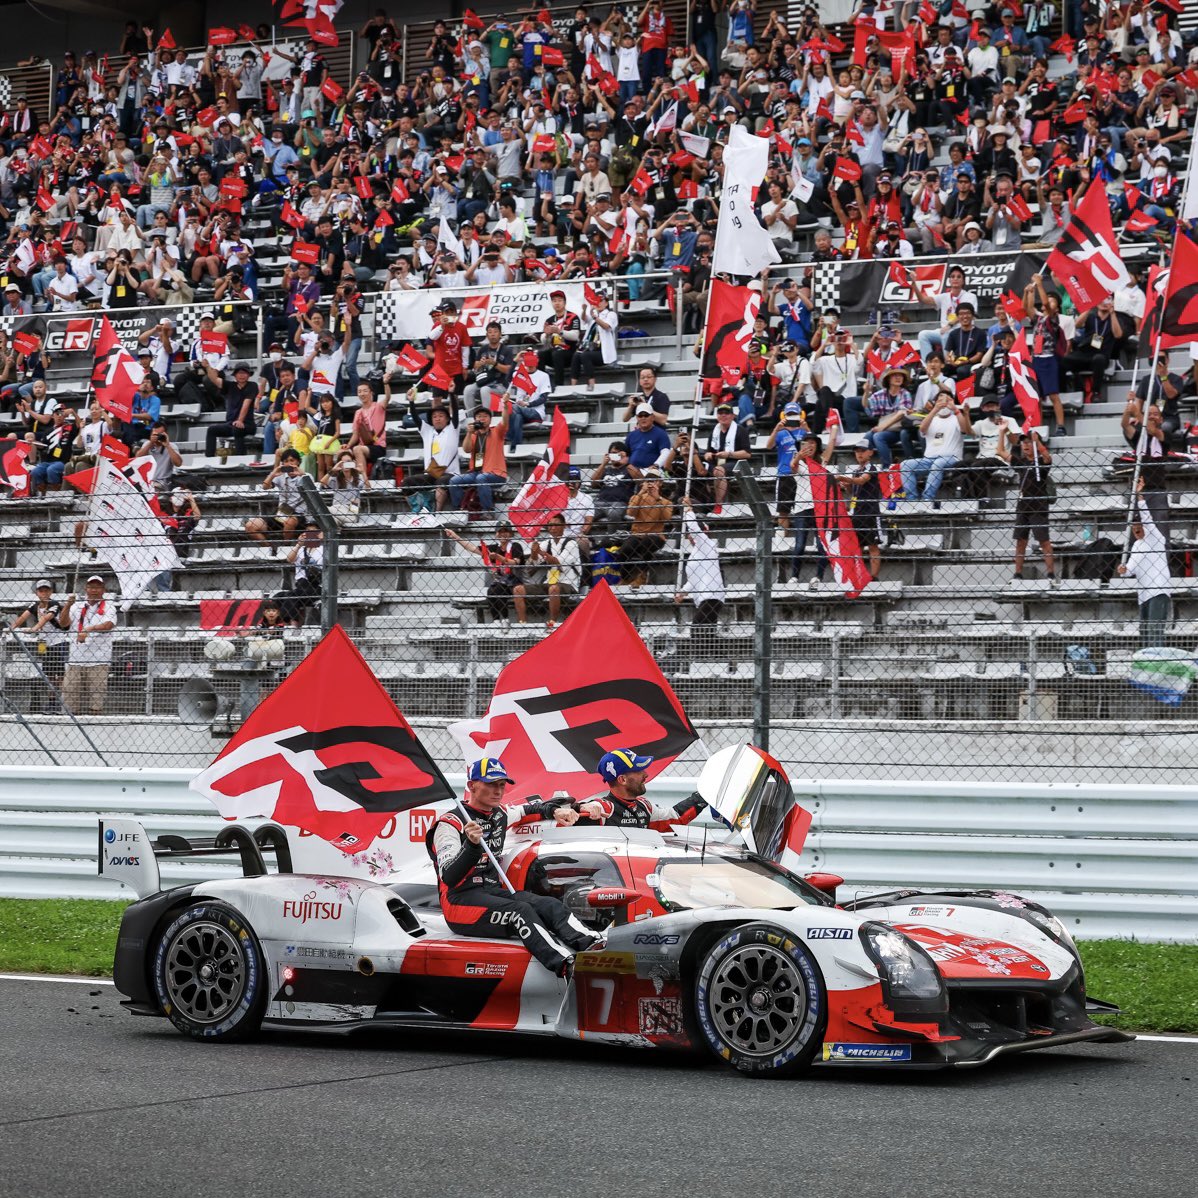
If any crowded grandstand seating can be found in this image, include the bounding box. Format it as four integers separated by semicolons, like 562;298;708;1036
1;2;1197;735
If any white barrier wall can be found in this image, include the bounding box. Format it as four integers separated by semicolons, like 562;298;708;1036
1;768;1195;942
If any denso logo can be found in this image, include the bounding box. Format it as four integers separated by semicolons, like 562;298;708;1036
408;809;437;841
807;927;852;939
633;934;679;945
282;890;344;923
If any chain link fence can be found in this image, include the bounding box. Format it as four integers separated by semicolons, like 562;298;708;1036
4;440;1197;783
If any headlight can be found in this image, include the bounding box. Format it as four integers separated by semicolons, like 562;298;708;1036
860;922;947;1016
1026;907;1079;958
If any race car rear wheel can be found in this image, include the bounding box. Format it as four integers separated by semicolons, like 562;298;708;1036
152;902;266;1041
693;922;826;1077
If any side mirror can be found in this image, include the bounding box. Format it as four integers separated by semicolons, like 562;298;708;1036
585;887;640;909
804;872;843;899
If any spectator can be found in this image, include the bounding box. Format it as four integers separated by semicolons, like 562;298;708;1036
915;266;979;361
447;404;509;514
1118;492;1172;648
619;469;674;587
561;465;595;558
704;399;752;513
514;513;580;629
1001;429;1056;585
133;421;182;492
275;525;323;627
1063;299;1126;400
245;449;309;544
901;394;972;505
152;487;201;595
591;440;638;531
346;382;388;477
404;399;459;516
174;310;227;410
9;579;67;703
837;442;883;580
322;455;367;527
506;351;551;450
626;403;672;473
962;395;1020;502
538;290;582;390
205;362;257;457
27;406;79;495
788;433;835;589
942;302;987;383
463;321;514;412
259;362;304;461
675;498;725;651
620;367;671;427
569;290;619;389
1121;393;1174;540
863;367;918;469
57;574;115;716
809;330;861;435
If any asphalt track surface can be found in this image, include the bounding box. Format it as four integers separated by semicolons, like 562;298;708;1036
0;977;1194;1198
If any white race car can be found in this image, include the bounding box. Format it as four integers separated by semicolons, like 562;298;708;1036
102;746;1132;1075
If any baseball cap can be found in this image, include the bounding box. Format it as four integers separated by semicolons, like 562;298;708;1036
879;325;896;337
642;466;664;478
635;402;655;416
438;299;458;313
567;465;581;480
200;309;217;320
468;757;515;784
598;748;654;783
34;578;51;589
86;574;104;584
715;402;734;414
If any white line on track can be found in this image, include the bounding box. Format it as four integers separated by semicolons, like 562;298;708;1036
0;973;113;986
2;974;1197;1043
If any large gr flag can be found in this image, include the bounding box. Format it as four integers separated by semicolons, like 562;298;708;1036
712;124;780;278
448;581;698;804
700;278;762;390
1156;232;1198;350
1046;184;1131;310
192;625;454;853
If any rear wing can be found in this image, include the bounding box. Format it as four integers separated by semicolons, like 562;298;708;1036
98;818;294;899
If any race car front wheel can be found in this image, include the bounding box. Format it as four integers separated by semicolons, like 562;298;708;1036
152;902;267;1041
693;923;826;1077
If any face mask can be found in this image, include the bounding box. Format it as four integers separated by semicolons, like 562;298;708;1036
269;351;281;363
1154;166;1168;178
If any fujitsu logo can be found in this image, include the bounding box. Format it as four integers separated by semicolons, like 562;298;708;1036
283;890;344;923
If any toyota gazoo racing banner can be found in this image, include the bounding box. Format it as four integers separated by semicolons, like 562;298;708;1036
374;281;592;341
809;251;1045;318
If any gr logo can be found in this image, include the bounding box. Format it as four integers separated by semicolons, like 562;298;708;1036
44;318;96;353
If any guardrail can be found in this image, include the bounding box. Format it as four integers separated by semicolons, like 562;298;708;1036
1;767;1194;942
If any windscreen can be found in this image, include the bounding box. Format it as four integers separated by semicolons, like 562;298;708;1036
654;858;814;911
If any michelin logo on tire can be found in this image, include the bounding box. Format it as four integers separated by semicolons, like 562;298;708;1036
823;1042;912;1062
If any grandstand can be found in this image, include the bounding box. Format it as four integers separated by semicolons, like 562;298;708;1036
0;2;1196;785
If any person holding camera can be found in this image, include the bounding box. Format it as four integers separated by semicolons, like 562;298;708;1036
104;251;140;310
275;524;324;627
246;448;310;544
462;321;514;412
590;440;637;532
205;362;258;458
538;290;581;390
446;405;509;514
174;311;228;410
134;421;182;491
900;393;972;505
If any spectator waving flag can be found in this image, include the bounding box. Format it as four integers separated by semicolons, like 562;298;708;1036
712;125;780;277
447;581;698;805
91;315;143;422
700;279;761;390
508;406;571;540
1046;183;1131;310
1009;328;1042;432
191;625;454;854
86;458;180;598
809;461;872;599
0;438;31;499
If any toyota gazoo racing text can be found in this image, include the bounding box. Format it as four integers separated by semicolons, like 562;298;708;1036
100;746;1132;1075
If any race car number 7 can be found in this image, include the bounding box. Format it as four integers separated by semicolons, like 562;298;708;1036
589;978;615;1024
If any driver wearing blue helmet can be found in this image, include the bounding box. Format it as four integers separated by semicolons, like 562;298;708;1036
574;749;707;831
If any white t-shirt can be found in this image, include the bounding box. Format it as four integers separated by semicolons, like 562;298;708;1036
761;198;799;242
562;489;594;537
616;46;641;82
923;409;966;460
307;347;344;396
47;271;79;311
64;599;115;666
935;288;979;335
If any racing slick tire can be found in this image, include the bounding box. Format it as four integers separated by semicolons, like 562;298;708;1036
152;901;267;1041
693;922;826;1077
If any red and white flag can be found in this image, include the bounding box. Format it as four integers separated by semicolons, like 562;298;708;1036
1009;327;1042;432
700;278;761;390
649;100;678;138
1046;183;1131;309
86;457;180;597
90;315;144;422
808;460;871;599
447;581;698;805
0;438;31;498
1157;232;1198;350
508;406;571;539
191;625;454;854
